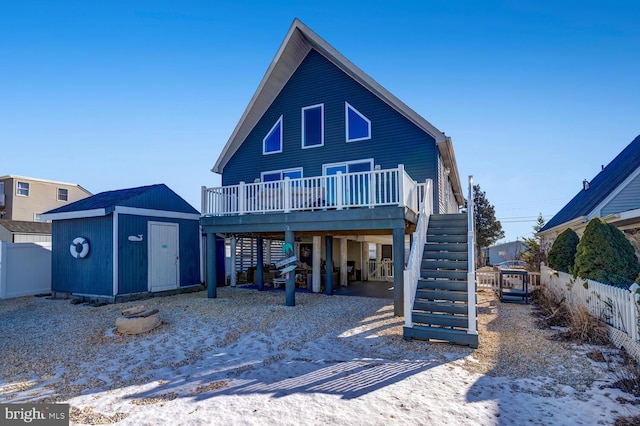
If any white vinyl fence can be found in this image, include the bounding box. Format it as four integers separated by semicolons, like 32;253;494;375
0;242;52;299
477;270;541;291
541;264;640;362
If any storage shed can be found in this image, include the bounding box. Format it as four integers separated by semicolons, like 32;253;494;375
42;184;202;302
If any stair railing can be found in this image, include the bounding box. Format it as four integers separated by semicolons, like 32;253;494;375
403;179;433;327
467;176;478;336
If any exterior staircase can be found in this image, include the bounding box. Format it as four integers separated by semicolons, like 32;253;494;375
403;213;478;348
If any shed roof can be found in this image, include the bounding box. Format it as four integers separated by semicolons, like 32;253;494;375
42;184;199;221
0;220;51;234
212;19;463;204
540;134;640;233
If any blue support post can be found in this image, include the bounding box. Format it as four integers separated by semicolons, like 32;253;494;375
393;227;404;316
325;235;333;295
285;230;295;306
256;237;264;291
207;232;217;298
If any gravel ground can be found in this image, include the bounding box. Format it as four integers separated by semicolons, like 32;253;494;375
0;287;615;422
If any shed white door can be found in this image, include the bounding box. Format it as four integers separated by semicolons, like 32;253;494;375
148;222;179;292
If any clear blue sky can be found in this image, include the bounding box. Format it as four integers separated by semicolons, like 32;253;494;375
2;1;639;243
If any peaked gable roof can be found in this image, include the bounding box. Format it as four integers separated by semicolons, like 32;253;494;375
213;19;459;189
42;184;199;220
540;134;640;233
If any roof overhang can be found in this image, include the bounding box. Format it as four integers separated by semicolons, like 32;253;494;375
537;216;587;239
212;18;447;175
40;208;107;221
40;207;200;222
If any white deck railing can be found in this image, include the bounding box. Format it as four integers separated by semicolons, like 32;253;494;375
367;259;394;281
403;179;433;326
476;270;541;290
466;176;478;336
201;165;424;216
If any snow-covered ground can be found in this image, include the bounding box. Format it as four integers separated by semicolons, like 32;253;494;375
1;288;638;425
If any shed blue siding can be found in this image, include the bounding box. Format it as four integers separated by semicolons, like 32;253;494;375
117;215;200;295
222;49;437;186
51;216;113;295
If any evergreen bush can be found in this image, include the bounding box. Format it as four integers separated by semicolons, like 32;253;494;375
547;228;579;273
573;218;640;287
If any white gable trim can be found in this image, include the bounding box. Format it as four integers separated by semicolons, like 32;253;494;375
39;208;106;221
587;166;640;220
114;206;200;221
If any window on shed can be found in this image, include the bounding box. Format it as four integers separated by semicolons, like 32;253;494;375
345;102;371;142
16;181;29;196
263;116;283;154
302;104;324;148
57;188;68;201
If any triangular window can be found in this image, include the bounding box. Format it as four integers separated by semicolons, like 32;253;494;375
345;102;371;142
263;116;283;154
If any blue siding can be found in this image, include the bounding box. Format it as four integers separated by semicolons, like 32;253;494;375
118;215;201;295
51;216;113;295
222;49;437;186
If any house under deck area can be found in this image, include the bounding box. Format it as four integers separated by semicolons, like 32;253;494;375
200;204;417;315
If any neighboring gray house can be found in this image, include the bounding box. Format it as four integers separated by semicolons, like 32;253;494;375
0;175;92;222
539;134;640;256
0;220;52;243
484;240;524;266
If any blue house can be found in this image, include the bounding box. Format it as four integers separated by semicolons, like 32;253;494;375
539;134;640;255
201;19;478;346
42;184;201;302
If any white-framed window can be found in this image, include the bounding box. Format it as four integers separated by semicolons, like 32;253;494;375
261;167;303;183
16;181;29;196
322;158;374;175
57;187;68;201
345;102;371;142
302;104;324;148
263;115;283;155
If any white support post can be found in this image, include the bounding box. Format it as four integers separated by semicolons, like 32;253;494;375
313;236;321;293
230;236;237;287
340;238;348;286
265;239;272;265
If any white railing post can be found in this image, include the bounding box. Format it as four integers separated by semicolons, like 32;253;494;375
397;164;405;207
238;181;246;215
403;178;432;327
201;185;207;215
336;171;344;210
283;177;291;213
467;175;478;336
